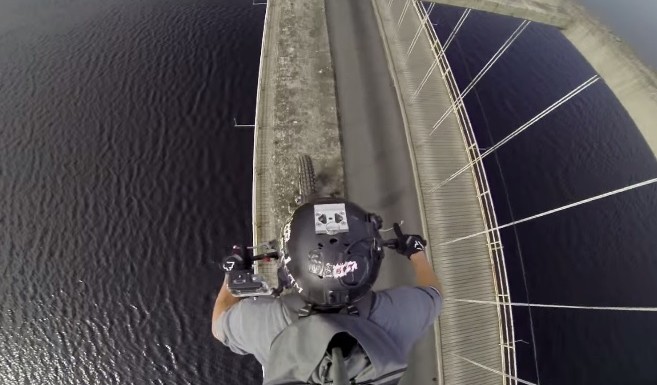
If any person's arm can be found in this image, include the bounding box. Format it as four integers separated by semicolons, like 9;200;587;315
392;223;443;293
368;250;444;356
211;277;241;327
210;290;291;364
409;250;443;293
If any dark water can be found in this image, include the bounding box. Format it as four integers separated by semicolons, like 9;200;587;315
578;0;657;70
0;0;264;384
2;0;656;384
430;5;657;385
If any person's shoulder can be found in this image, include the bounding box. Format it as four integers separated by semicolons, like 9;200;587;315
418;285;442;300
375;285;441;298
214;296;286;337
373;286;442;309
237;295;283;309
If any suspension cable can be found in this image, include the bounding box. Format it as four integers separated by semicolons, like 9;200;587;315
412;61;439;99
447;298;657;312
406;3;435;58
451;353;538;385
439;8;471;56
429;20;531;135
411;8;470;100
440;177;657;245
462;20;530;97
432;74;600;191
397;0;412;30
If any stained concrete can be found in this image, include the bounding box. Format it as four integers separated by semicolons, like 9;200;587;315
252;0;343;264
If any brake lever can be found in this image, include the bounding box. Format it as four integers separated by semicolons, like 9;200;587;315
381;222;404;249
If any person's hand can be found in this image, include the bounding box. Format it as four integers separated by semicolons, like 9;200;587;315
393;223;427;259
221;246;246;272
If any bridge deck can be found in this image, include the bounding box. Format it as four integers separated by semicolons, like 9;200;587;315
252;0;512;384
373;0;510;383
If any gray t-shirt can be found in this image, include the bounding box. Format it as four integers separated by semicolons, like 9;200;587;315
212;286;442;366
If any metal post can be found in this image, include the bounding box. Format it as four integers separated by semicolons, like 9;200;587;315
440;177;657;245
432;75;600;189
233;118;256;128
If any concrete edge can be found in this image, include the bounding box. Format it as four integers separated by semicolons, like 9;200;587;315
425;0;571;28
252;0;270;264
370;1;445;384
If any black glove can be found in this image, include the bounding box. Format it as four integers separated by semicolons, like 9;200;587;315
393;223;427;258
221;245;247;272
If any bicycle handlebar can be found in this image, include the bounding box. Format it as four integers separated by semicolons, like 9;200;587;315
224;222;405;271
251;250;280;261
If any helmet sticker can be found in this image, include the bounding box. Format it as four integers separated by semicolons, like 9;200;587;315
308;253;323;275
282;221;292;242
314;203;349;235
286;270;303;293
281;256;304;293
307;259;358;279
322;263;334;278
333;261;358;278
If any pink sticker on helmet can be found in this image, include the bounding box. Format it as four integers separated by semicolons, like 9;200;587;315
332;261;358;278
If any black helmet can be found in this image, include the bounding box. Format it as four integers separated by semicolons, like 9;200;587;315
278;198;384;309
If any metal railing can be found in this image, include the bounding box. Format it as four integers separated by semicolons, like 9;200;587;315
412;2;518;383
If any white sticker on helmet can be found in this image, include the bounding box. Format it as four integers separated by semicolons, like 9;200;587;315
282;222;292;242
308;253;323;275
314;203;349;235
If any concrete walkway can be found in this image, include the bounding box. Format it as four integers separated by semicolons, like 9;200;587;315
373;0;510;384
